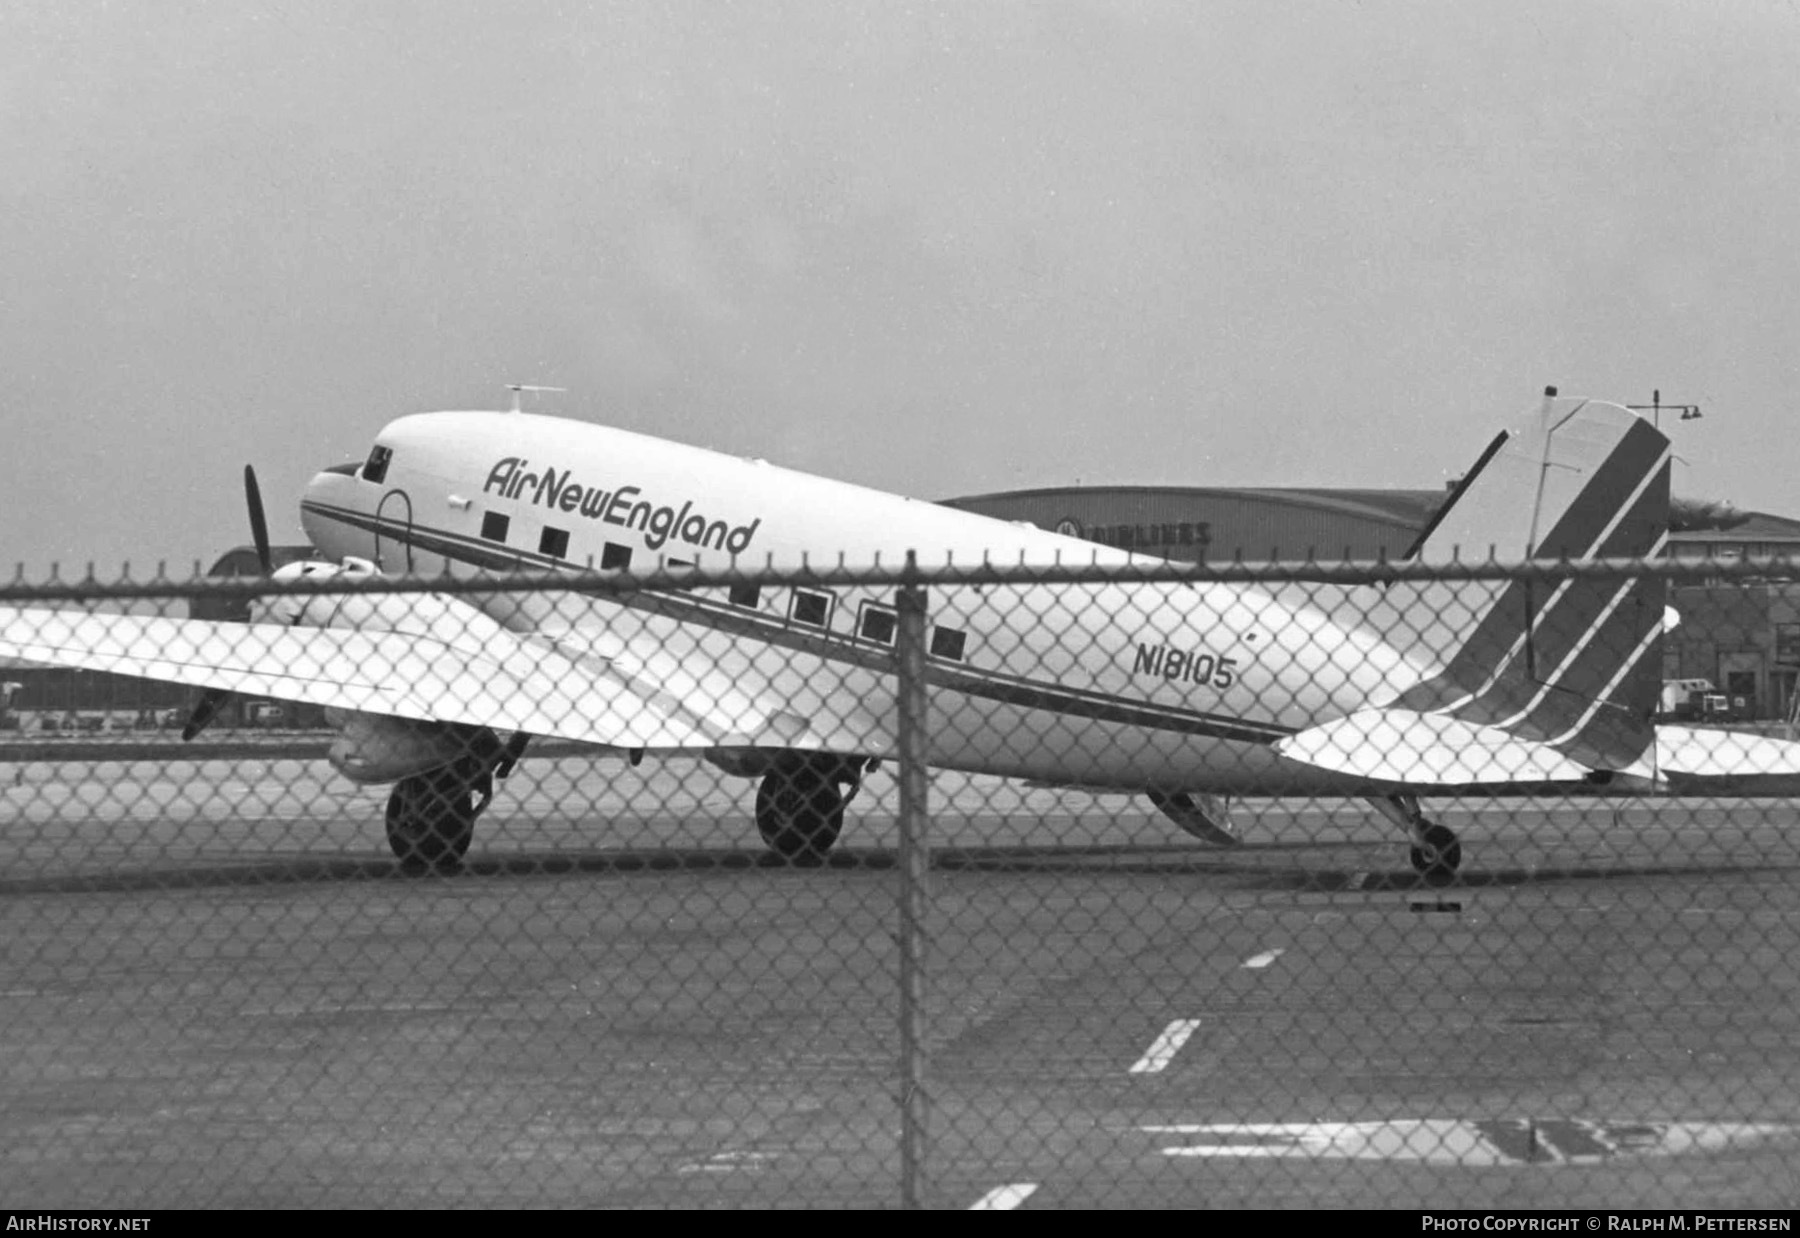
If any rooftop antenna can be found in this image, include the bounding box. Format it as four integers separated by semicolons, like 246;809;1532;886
506;384;567;414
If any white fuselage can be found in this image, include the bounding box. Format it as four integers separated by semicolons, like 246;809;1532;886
300;411;1435;794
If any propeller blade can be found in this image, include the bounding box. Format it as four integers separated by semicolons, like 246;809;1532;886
494;733;531;780
244;465;272;575
181;688;233;742
185;467;272;740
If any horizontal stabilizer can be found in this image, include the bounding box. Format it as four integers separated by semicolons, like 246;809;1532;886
1653;725;1800;795
1276;709;1598;786
1277;713;1800;794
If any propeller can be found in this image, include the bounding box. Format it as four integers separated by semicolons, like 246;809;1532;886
182;466;273;741
244;464;273;574
179;686;233;742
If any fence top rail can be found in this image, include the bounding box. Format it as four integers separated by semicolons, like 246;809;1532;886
2;552;1797;603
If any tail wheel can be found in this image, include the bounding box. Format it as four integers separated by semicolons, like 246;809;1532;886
385;766;477;872
1409;821;1462;887
755;768;845;865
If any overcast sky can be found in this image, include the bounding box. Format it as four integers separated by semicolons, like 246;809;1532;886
3;0;1797;571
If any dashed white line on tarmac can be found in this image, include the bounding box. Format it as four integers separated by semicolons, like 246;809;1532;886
236;1003;460;1017
1129;1018;1202;1074
678;1151;778;1175
1241;948;1284;969
969;1183;1038;1209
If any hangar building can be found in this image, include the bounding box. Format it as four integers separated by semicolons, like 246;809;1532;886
947;486;1800;724
943;486;1446;561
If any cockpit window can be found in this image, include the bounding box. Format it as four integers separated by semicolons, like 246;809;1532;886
363;444;393;484
322;462;360;477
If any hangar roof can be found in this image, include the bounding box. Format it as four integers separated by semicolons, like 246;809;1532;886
945;485;1447;529
942;485;1800;560
1685;511;1800;544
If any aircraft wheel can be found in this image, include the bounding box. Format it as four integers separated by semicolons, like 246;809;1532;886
1409;821;1462;886
385;768;476;872
755;769;845;865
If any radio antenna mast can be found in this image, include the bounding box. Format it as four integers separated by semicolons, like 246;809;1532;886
506;384;567;414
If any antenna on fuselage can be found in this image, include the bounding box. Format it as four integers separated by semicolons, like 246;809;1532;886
506;384;567;414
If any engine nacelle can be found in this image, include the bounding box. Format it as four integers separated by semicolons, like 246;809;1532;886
249;557;381;628
324;707;470;784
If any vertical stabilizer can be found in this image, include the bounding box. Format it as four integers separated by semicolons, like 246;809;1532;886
1392;390;1671;770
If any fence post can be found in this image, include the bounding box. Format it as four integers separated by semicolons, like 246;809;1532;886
895;552;931;1209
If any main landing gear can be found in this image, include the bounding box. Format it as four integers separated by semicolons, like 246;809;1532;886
385;728;529;872
1366;794;1462;886
754;755;870;865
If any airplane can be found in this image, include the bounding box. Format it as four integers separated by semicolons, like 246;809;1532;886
4;386;1799;882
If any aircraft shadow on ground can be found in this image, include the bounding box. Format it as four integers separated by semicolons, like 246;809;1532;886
0;841;1787;896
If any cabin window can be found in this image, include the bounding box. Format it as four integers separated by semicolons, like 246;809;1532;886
481;511;510;543
539;527;570;559
601;543;632;570
857;602;898;645
363;444;392;485
790;589;834;628
930;627;967;661
729;583;761;609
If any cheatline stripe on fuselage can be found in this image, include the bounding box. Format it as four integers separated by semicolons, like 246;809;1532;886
300;499;1295;746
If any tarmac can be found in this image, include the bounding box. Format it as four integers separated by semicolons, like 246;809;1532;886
1;743;1797;1207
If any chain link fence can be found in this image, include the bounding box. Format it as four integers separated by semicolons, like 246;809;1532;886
2;557;1798;1207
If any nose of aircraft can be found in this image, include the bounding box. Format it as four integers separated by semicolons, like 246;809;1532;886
300;461;373;562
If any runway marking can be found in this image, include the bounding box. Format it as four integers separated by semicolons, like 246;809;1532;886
1241;948;1284;969
236;1002;460;1017
1129;1018;1202;1074
1143;1120;1797;1164
677;1150;777;1175
969;1183;1038;1209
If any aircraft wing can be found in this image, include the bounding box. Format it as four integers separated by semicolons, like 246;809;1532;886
0;605;716;749
1274;708;1601;786
0;595;902;758
525;598;898;755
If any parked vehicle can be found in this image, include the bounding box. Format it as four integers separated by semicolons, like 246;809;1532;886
246;702;287;728
1659;678;1717;721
